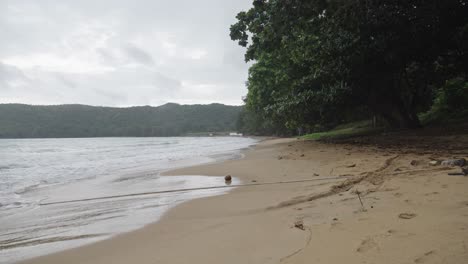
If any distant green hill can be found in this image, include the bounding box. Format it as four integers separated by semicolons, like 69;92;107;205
0;103;242;138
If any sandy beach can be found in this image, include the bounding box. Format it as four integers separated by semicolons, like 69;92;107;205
20;135;468;264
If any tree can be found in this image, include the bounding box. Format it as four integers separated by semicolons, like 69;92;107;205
231;0;468;129
0;103;243;138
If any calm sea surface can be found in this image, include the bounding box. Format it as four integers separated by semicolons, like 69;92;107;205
0;137;256;263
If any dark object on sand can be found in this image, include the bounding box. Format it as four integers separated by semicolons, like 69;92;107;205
294;220;305;230
224;175;232;182
441;158;466;167
398;213;417;219
354;190;365;209
448;167;468;176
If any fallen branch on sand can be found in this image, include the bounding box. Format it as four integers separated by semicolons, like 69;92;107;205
356;190;365;210
448;167;468;176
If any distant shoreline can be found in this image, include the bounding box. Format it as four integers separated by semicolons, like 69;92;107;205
0;135;248;139
0;103;243;138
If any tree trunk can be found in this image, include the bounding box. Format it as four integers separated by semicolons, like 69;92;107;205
365;72;423;129
376;102;421;129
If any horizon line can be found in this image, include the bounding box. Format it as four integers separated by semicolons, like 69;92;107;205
0;102;245;108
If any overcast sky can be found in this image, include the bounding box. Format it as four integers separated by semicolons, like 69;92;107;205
0;0;252;106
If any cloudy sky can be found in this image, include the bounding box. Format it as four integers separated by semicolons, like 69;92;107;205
0;0;252;106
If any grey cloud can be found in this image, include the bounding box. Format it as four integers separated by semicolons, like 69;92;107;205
0;64;184;106
0;0;252;106
123;44;154;66
0;62;28;90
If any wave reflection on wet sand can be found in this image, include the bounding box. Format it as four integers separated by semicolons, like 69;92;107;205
0;137;255;263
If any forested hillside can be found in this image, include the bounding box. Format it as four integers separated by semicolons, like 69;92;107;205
0;103;242;138
231;0;468;135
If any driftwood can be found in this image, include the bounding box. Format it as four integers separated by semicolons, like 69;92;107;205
448;167;468;176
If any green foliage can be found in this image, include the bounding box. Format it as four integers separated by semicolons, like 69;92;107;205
231;0;468;132
0;103;242;138
302;121;380;141
236;107;294;136
420;78;468;124
436;78;468;112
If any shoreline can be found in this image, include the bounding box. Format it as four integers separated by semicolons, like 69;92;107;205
19;137;468;264
1;137;257;263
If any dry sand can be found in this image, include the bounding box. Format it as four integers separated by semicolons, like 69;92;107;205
20;136;468;264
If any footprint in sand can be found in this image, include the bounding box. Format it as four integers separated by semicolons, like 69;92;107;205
414;250;436;263
356;237;378;253
331;221;342;228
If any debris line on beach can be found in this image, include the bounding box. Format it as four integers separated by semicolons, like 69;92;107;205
40;176;344;206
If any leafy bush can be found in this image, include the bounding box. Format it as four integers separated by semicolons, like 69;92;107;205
421;78;468;124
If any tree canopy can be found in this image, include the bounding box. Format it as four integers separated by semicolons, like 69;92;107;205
231;0;468;133
0;103;242;138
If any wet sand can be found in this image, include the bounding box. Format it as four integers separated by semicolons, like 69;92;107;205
19;137;468;264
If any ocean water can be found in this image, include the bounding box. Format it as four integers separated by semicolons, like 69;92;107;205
0;137;256;263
